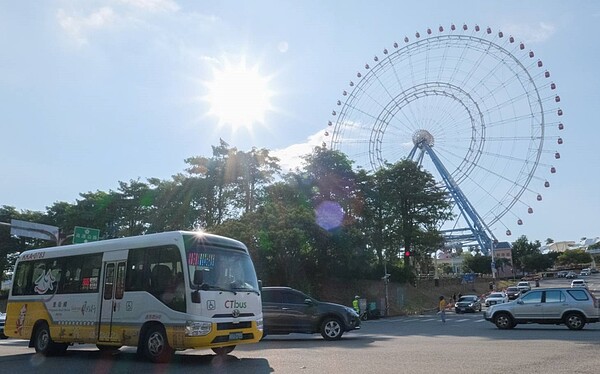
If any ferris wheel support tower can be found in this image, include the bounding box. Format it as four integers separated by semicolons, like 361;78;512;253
409;130;497;257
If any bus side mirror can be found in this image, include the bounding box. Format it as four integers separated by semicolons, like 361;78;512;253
191;290;201;303
258;280;262;291
193;269;204;286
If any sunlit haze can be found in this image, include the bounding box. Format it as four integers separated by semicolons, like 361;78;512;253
1;1;599;244
204;58;274;131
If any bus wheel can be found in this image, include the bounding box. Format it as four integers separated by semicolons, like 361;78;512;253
33;322;66;355
142;326;173;363
212;346;235;355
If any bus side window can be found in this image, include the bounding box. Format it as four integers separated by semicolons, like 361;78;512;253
81;253;102;292
61;257;82;293
12;262;33;296
126;267;142;290
150;264;173;296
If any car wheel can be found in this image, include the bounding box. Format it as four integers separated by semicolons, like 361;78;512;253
493;313;514;330
564;312;586;330
321;317;344;340
141;325;174;363
212;346;236;355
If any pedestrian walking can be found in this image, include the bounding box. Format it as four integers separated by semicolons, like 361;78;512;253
438;295;447;323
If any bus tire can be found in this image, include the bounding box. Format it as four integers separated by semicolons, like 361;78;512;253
141;325;173;363
212;346;235;355
33;322;67;355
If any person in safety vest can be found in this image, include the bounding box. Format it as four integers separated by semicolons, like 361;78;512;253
353;295;360;314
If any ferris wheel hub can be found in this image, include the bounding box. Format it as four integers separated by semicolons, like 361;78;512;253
412;129;434;148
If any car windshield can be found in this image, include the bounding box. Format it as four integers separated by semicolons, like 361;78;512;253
489;293;504;298
507;287;518;292
459;296;477;302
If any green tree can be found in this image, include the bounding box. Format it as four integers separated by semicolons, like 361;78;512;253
555;249;592;267
234;147;281;214
511;236;541;275
292;148;370;279
521;253;553;273
113;179;153;237
185;139;237;227
462;253;491;274
371;160;452;268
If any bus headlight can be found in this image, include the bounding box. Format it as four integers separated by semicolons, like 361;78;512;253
257;318;263;331
185;321;212;336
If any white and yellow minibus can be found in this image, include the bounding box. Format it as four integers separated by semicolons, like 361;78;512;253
5;231;263;362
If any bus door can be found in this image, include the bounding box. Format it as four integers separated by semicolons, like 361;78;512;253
99;253;127;343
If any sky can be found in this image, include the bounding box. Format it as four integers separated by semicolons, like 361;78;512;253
1;0;599;245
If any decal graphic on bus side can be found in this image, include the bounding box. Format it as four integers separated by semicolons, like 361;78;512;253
34;270;56;294
15;304;27;336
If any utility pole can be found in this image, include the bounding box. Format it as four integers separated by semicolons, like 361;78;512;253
382;260;390;317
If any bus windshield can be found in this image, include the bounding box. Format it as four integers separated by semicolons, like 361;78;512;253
185;244;259;293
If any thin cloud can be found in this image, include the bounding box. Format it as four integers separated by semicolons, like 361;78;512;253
116;0;180;13
57;2;219;47
272;131;328;173
57;7;117;46
501;22;556;44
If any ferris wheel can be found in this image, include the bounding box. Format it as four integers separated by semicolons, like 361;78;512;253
325;24;564;251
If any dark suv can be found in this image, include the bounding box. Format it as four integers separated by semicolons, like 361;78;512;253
261;286;360;340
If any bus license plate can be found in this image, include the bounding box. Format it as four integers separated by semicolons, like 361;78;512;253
229;332;243;341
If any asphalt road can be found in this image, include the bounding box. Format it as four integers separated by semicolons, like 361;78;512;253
2;311;600;373
1;274;598;373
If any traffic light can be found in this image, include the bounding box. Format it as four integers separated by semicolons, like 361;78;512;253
404;250;411;257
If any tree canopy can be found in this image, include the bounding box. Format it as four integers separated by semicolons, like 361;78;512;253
1;143;554;290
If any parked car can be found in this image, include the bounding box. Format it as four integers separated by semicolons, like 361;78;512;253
556;271;568;278
505;286;521;300
565;271;578;279
484;292;509;307
580;269;590;276
516;281;531;293
591;268;599;274
484;287;600;330
571;279;588;288
0;312;6;339
455;295;482;313
261;286;361;340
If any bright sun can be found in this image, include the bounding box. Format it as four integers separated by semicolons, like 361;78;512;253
204;58;274;131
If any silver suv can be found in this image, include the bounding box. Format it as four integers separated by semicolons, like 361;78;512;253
484;287;600;330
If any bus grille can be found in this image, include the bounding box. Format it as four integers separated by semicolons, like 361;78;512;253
216;321;252;330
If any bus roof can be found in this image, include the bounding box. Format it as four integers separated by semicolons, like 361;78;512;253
16;231;247;261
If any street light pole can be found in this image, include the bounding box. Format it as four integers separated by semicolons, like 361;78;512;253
491;239;497;279
383;260;390;317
